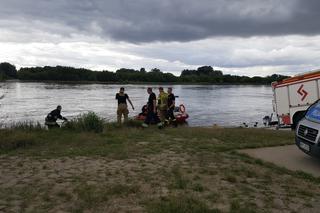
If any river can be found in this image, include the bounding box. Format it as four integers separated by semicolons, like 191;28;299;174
0;81;273;127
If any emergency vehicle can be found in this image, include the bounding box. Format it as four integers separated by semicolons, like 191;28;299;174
272;70;320;129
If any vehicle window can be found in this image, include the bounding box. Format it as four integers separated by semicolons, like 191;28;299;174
305;101;320;123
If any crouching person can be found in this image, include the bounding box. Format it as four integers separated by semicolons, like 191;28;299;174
45;105;68;129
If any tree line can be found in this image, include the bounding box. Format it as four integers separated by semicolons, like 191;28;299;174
0;62;289;84
0;62;18;81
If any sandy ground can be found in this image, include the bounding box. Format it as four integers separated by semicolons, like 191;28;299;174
239;145;320;177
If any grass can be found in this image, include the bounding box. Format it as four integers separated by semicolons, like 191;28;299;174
2;121;44;130
0;127;295;158
1;124;320;212
170;165;190;190
147;195;221;213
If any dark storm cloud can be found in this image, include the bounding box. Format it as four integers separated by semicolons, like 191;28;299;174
0;0;320;42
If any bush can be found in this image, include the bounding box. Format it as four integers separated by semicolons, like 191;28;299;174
64;112;105;133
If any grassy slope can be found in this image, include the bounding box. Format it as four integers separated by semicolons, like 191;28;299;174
0;127;319;213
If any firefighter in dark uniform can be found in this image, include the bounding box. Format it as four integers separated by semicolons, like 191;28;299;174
45;105;68;129
166;87;177;126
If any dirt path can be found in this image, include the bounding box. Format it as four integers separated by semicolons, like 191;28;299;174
239;145;320;177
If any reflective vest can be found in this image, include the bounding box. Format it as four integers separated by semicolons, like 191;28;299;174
158;92;168;110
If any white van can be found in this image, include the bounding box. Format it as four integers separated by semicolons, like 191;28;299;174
296;100;320;158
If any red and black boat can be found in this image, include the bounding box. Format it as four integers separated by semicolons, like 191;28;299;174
135;104;189;124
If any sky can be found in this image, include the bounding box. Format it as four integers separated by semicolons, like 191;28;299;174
1;0;320;77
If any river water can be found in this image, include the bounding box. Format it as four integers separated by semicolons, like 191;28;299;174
0;81;273;127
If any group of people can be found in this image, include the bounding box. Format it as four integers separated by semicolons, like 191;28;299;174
116;87;176;127
45;87;177;129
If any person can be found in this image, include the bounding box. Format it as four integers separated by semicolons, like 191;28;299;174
157;87;168;122
45;105;68;129
115;87;134;124
142;88;161;127
166;87;177;125
139;105;148;117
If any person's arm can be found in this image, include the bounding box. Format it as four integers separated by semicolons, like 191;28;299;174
57;111;68;121
170;99;175;109
126;94;134;110
153;99;157;113
170;96;176;108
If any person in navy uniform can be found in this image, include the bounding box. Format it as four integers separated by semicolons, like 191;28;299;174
166;87;177;126
142;87;161;128
45;105;68;129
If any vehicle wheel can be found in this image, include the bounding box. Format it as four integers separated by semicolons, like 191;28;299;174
291;111;305;130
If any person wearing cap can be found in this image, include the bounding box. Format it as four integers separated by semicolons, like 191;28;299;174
45;105;68;129
115;87;134;124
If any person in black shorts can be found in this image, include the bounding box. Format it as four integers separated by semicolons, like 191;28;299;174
142;87;161;127
166;87;177;125
115;87;134;124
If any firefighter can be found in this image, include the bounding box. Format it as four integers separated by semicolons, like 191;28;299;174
115;87;134;124
45;105;68;129
157;87;168;122
166;87;177;126
142;88;162;128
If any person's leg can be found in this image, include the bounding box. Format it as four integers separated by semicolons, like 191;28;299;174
143;110;152;127
169;108;175;121
169;108;177;126
48;122;60;130
154;112;163;128
124;107;129;123
152;111;161;124
144;111;152;124
159;110;166;122
165;109;170;122
117;106;122;124
144;106;156;125
119;104;128;124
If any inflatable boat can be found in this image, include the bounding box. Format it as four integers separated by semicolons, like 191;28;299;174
135;104;189;124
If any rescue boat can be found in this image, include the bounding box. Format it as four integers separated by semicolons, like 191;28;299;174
135;104;189;124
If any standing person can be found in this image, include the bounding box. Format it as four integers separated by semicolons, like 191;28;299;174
166;87;177;125
142;88;161;128
45;105;68;129
115;87;134;124
157;87;168;122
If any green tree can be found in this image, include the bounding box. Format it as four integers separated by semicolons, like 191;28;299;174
0;62;17;79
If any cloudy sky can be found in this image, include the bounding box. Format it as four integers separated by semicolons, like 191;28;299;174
1;0;320;76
